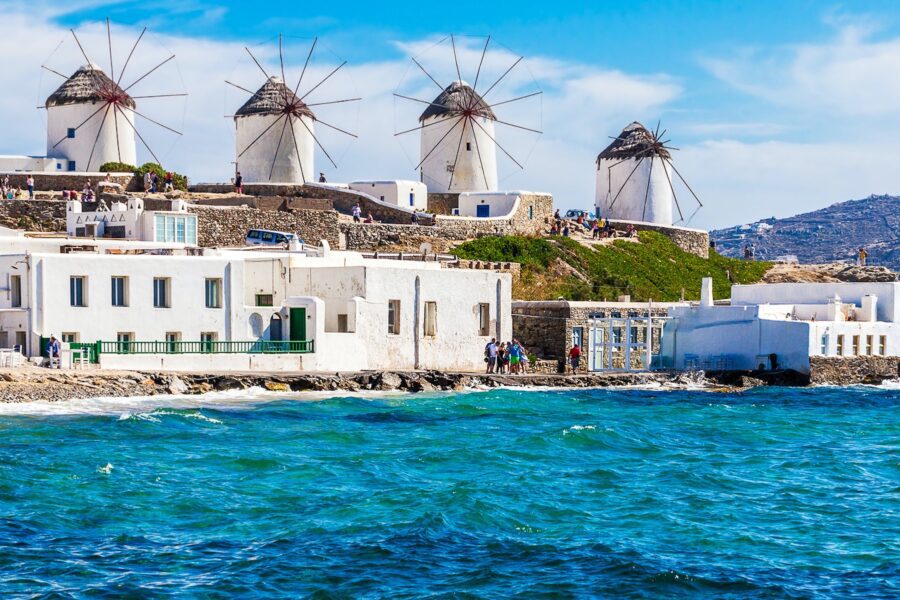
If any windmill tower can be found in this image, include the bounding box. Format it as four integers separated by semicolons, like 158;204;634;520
234;76;315;183
41;20;186;172
46;63;137;171
419;81;498;193
595;122;702;225
229;36;359;184
395;35;542;194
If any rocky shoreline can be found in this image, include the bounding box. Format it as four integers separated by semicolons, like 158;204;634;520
0;368;814;404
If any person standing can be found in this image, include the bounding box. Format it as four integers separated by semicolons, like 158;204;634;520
318;172;327;183
143;170;152;193
234;172;243;194
352;203;362;223
164;172;174;193
858;247;868;266
484;338;498;374
26;175;34;199
568;343;581;374
46;335;61;368
151;172;159;193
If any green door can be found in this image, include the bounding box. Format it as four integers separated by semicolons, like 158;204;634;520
289;308;307;342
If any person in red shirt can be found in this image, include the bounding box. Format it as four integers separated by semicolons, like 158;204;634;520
568;344;581;373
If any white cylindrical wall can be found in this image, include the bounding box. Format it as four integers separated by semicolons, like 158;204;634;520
595;156;674;225
420;115;498;193
235;114;314;184
47;103;137;171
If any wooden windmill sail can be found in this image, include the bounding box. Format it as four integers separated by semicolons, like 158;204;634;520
596;122;703;225
227;35;360;184
40;19;186;171
394;35;542;193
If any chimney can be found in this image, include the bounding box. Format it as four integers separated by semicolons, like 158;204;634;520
700;277;713;307
860;294;878;322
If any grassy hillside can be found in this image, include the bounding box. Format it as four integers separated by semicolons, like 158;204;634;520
454;232;771;301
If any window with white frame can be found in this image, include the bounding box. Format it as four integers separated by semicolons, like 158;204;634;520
10;275;21;308
879;335;887;355
111;276;128;307
205;278;222;308
69;276;86;307
200;331;217;353
61;332;79;344
153;277;170;308
154;214;198;244
165;332;181;352
866;334;874;356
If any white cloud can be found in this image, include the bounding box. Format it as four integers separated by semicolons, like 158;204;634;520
701;24;900;118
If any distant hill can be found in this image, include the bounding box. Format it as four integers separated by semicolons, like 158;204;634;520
711;195;900;269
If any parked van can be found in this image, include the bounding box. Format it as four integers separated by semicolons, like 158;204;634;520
245;229;302;246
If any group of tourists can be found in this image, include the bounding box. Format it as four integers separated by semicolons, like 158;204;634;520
484;338;530;375
1;175;34;200
550;209;633;239
144;170;174;193
351;203;377;224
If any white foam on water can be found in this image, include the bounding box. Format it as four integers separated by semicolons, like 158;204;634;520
563;424;597;435
97;463;113;474
0;386;418;418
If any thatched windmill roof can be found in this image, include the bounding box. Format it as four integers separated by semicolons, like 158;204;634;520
419;81;496;122
45;63;136;109
597;121;671;163
235;76;315;119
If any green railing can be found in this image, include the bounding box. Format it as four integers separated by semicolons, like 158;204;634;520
70;342;100;364
95;340;314;355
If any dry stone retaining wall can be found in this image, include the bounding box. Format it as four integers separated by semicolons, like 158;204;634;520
0;199;67;231
189;205;341;248
0;172;136;194
427;193;460;215
606;220;709;258
809;355;900;385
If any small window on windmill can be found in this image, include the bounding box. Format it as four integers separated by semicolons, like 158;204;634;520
466;142;472;151
67;128;76;139
67;161;76;172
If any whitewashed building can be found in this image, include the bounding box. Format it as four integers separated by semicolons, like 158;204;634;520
234;76;315;184
661;279;900;374
457;191;537;218
595;122;674;225
45;63;138;172
0;236;510;372
420;81;498;193
66;198;197;243
348;180;427;210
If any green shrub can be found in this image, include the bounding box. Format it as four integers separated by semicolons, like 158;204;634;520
98;161;137;173
453;232;772;302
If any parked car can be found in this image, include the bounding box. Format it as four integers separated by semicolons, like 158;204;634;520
564;209;590;219
245;229;302;246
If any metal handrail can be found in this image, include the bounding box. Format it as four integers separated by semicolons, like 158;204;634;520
94;339;314;355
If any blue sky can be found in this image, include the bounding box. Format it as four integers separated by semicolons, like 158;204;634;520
1;0;899;228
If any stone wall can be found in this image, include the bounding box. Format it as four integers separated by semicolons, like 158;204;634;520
192;196;334;211
341;222;470;253
427;192;460;215
809;355;900;385
189;205;341;248
512;300;677;361
0;199;66;231
606;219;710;258
0;172;137;194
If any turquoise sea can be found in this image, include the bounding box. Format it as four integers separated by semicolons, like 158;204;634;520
0;385;897;598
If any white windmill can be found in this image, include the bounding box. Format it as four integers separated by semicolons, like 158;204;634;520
228;36;360;184
595;122;702;225
394;35;542;193
41;20;186;172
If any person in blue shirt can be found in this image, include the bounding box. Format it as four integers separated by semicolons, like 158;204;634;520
46;335;61;367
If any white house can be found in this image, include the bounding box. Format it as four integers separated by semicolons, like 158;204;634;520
45;63;138;172
420;81;498;193
0;236;511;373
234;76;315;184
661;279;900;374
595;122;673;225
457;191;533;218
66;198;198;243
348;180;427;210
